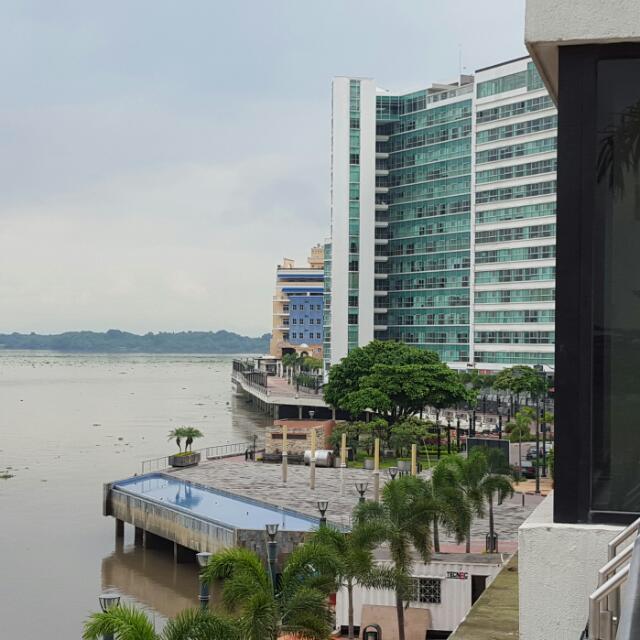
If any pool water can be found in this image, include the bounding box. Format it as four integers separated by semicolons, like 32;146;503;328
114;473;318;531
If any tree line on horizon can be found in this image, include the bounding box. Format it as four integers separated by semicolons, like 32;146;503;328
0;329;271;354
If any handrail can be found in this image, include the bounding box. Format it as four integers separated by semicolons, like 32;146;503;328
615;536;640;639
608;516;640;560
589;566;630;640
140;441;253;474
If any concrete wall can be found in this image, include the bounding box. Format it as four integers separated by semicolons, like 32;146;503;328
518;493;622;639
108;489;235;554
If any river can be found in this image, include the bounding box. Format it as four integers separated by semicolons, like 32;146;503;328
0;352;270;639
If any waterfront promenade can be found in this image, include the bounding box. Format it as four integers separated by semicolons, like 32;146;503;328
232;368;333;419
171;457;542;552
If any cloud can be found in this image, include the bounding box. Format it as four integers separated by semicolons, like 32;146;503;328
0;155;327;335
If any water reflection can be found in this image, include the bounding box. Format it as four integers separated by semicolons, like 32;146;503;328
102;542;198;619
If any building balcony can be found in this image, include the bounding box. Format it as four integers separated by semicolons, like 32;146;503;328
375;152;390;160
375;186;389;194
375;169;390;176
375;203;389;211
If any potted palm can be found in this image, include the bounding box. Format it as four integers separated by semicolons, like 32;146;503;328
168;427;204;467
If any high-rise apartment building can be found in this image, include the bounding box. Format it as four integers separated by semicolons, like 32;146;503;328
270;245;324;359
324;56;557;371
471;58;557;369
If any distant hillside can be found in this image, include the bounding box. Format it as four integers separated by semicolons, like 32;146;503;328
0;330;271;354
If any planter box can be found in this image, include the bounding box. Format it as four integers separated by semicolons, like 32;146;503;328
168;452;201;468
363;458;375;471
397;459;412;472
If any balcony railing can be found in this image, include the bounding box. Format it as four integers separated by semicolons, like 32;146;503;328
585;516;640;639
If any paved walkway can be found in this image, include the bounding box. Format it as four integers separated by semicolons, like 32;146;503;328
171;459;541;542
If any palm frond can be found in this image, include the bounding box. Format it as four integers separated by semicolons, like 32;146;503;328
161;608;240;640
83;605;157;640
201;547;269;591
237;590;278;640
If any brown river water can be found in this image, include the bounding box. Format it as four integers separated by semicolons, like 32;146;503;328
0;352;270;639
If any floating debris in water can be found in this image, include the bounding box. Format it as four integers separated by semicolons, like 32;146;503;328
0;473;14;480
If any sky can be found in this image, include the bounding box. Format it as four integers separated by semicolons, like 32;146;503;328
0;0;527;337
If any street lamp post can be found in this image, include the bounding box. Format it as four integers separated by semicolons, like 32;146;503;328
196;552;212;610
98;593;121;640
355;481;368;503
542;417;548;478
436;424;441;459
317;500;328;526
265;524;279;592
387;466;399;480
456;418;461;452
446;418;451;454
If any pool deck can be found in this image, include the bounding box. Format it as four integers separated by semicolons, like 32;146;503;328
169;458;543;549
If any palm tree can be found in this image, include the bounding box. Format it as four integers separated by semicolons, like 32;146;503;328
200;542;337;640
180;427;204;452
431;459;473;553
479;457;513;551
311;522;389;639
168;428;184;453
438;450;488;553
354;475;436;640
83;605;239;640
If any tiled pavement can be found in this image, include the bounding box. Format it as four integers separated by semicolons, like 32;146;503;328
170;458;543;546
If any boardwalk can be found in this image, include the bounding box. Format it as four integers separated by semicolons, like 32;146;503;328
170;458;543;549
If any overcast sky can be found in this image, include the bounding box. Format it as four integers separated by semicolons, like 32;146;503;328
0;0;527;336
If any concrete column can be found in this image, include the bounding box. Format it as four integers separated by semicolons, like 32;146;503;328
274;404;280;420
298;406;303;419
134;526;144;546
332;408;336;420
115;518;125;539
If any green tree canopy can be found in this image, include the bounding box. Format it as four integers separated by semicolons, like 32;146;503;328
324;341;471;424
493;365;547;400
389;417;430;457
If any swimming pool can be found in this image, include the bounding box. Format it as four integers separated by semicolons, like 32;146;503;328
114;473;319;532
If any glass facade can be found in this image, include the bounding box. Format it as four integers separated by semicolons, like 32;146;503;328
348;80;361;352
383;88;472;362
328;58;557;370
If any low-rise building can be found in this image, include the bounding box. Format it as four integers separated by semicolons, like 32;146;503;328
265;418;335;456
270;245;324;359
336;551;507;639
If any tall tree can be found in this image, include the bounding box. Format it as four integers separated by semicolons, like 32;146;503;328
436;450;489;553
479;451;514;551
201;543;337;640
494;365;547;401
324;341;470;425
354;476;436;640
431;459;473;553
311;523;389;640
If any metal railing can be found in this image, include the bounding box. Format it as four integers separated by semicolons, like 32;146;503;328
140;441;253;474
585;516;640;639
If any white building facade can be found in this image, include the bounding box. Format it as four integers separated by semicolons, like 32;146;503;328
471;57;557;371
335;553;506;639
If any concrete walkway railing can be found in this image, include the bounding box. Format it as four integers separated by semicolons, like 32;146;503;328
140;441;253;474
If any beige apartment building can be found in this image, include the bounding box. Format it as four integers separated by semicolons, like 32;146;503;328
270;244;324;359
